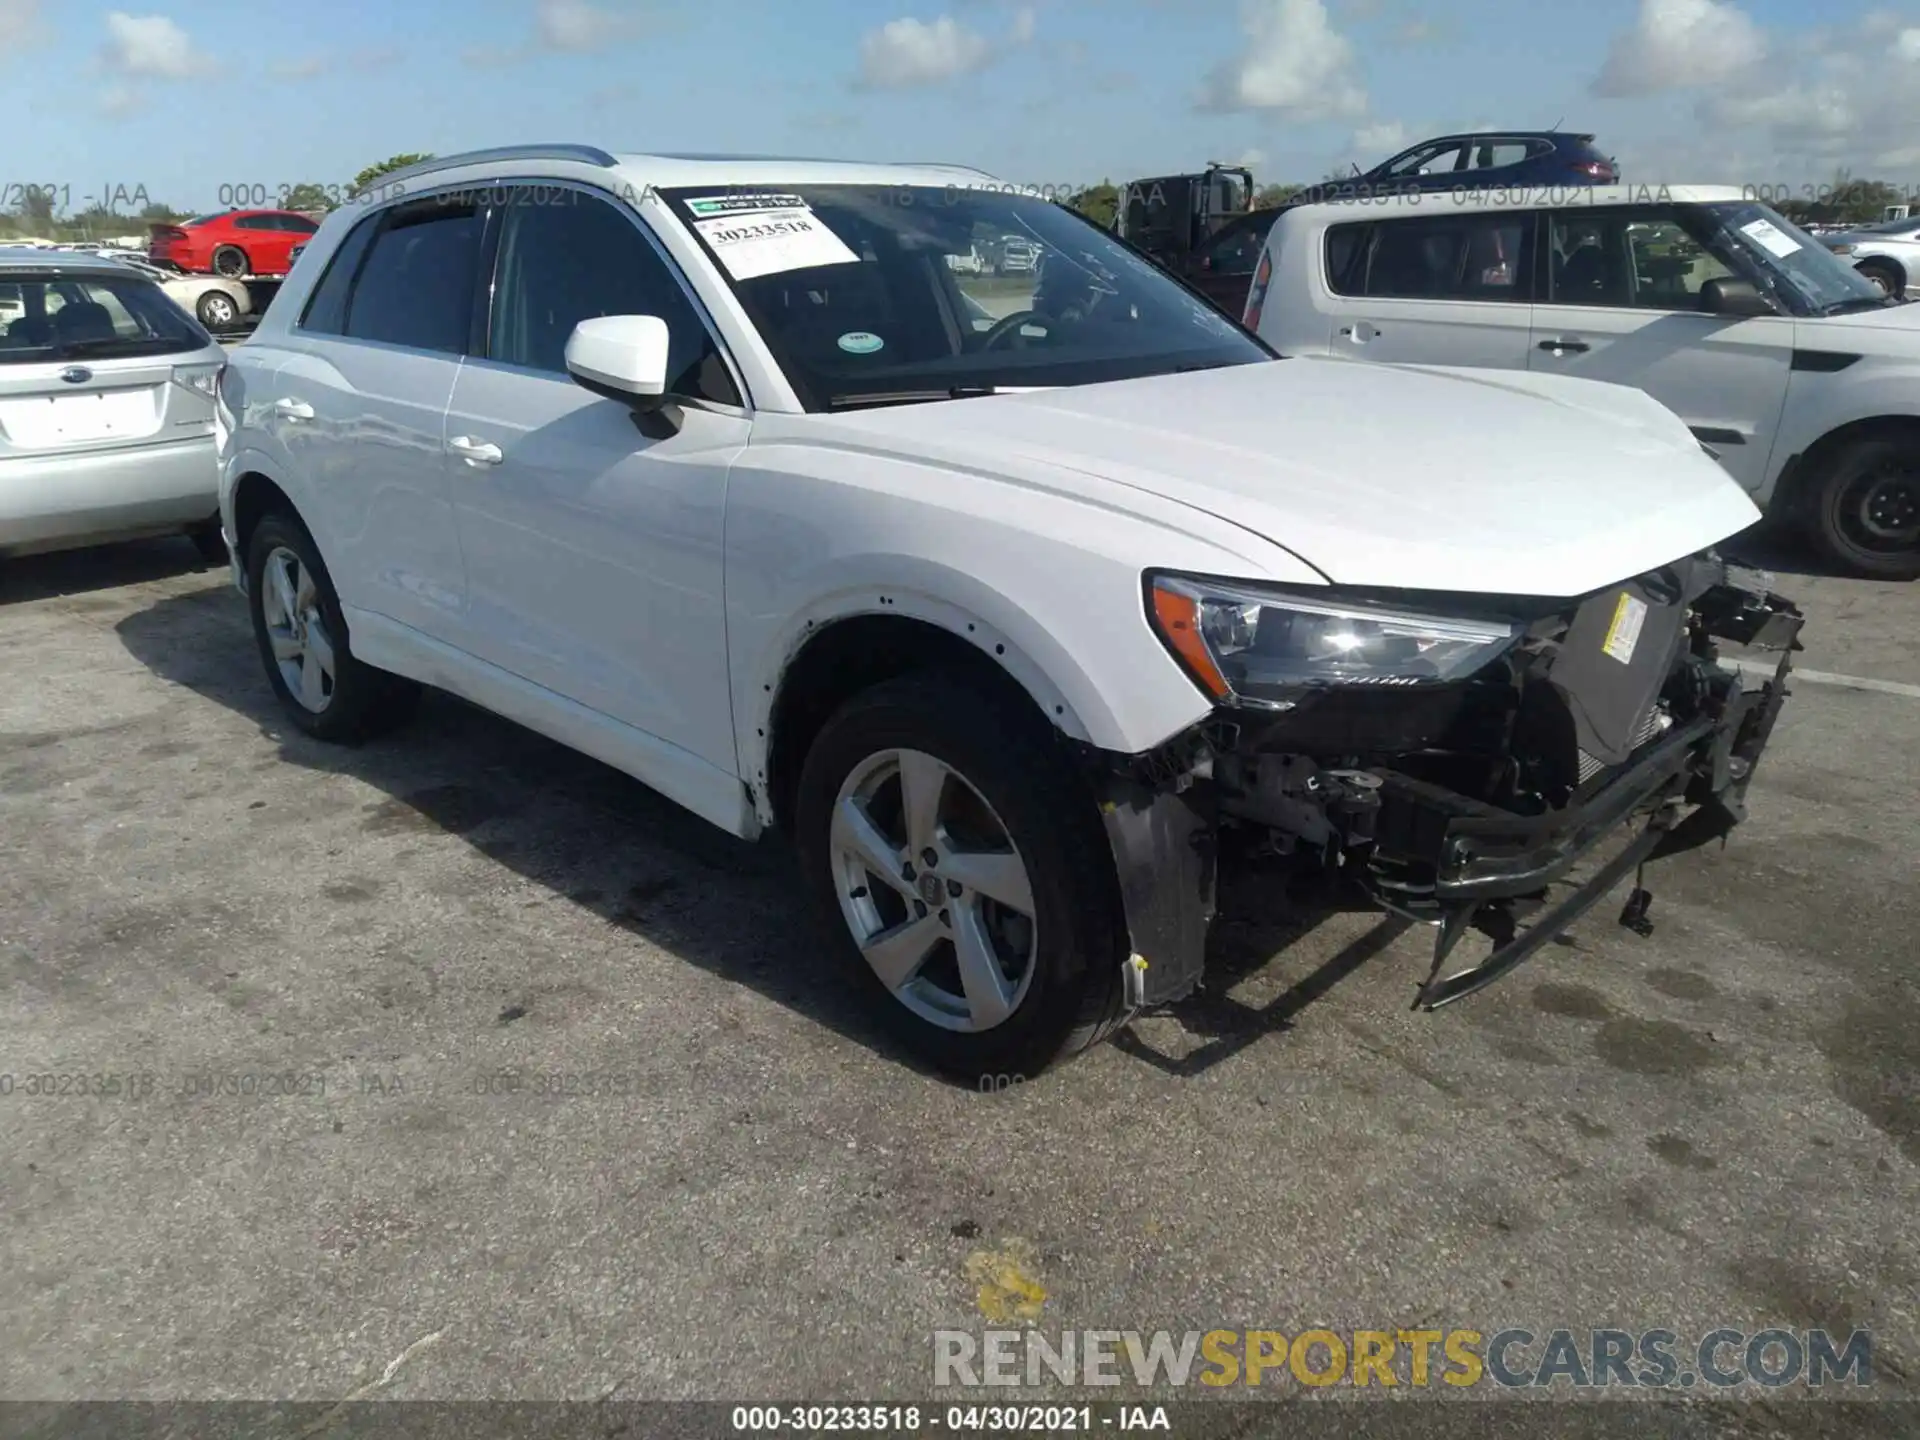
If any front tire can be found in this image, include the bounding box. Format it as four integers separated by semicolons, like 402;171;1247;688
1805;435;1920;579
196;290;238;328
1856;259;1903;297
795;673;1131;1081
245;511;419;742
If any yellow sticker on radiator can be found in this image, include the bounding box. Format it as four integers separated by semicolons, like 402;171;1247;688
1602;592;1649;665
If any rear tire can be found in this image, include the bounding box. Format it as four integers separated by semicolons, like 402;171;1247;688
212;246;250;279
795;672;1131;1082
187;522;227;566
1856;259;1904;297
1805;436;1920;579
245;510;419;742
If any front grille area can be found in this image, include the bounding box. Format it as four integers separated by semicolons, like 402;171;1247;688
1576;702;1668;784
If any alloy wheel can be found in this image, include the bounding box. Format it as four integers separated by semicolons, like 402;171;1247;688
259;545;336;713
829;748;1038;1033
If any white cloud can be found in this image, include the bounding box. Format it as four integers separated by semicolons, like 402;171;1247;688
1;0;46;46
1199;0;1367;119
101;11;214;79
1350;119;1410;154
536;0;623;50
1592;0;1764;97
854;10;1032;90
1898;27;1920;62
1233;147;1267;168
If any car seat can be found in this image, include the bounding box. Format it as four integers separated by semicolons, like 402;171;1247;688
50;301;118;346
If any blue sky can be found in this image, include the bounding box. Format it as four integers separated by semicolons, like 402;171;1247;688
6;0;1919;215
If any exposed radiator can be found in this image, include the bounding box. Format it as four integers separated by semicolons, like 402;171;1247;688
1577;703;1669;785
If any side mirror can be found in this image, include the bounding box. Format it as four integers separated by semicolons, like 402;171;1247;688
565;314;671;404
1699;277;1777;318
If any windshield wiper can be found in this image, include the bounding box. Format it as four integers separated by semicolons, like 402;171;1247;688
1822;296;1894;316
826;386;1000;410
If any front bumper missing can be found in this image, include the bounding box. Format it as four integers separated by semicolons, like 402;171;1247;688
1096;576;1804;1017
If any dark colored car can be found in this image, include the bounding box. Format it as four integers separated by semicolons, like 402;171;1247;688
148;210;320;279
1290;132;1617;209
1186;207;1284;318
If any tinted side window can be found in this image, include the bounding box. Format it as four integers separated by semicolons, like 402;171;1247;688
1198;213;1277;275
285;215;319;234
486;187;738;404
1325;222;1371;295
344;196;483;354
235;215;271;231
1357;213;1535;301
297;212;381;335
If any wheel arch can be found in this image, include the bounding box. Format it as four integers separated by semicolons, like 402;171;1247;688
229;468;302;563
754;595;1113;836
1775;412;1920;518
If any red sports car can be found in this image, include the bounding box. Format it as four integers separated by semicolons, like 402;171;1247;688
148;209;320;278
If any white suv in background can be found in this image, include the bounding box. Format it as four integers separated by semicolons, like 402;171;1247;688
218;146;1802;1079
1246;185;1920;578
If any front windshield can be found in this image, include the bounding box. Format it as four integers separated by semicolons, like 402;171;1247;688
661;184;1270;409
1693;201;1887;314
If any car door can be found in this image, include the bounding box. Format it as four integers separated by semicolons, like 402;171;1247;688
1528;205;1793;495
1324;208;1537;367
269;192;483;640
441;182;749;778
1189;210;1278;317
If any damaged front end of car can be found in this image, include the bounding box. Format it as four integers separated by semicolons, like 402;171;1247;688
1093;556;1803;1013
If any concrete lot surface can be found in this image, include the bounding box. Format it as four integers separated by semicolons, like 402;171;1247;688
0;535;1915;1431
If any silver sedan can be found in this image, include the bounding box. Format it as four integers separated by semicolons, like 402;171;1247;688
1824;215;1920;296
0;248;226;564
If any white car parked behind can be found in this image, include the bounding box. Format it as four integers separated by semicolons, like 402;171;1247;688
218;148;1803;1078
1245;184;1920;578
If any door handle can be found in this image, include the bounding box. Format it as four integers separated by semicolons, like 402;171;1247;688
447;435;504;466
273;398;314;420
1537;338;1590;354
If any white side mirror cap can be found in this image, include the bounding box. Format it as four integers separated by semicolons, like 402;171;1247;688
565;315;671;399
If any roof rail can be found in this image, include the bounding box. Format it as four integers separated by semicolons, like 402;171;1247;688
357;144;619;192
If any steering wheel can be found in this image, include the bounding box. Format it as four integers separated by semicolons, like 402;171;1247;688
978;309;1048;350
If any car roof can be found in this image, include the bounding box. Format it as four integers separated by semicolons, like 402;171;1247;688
364;144;1003;196
1400;130;1595;144
614;151;999;191
0;245;147;275
1280;183;1749;222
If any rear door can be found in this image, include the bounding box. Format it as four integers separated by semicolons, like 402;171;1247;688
1528;205;1793;495
1324;208;1537;367
269;192;484;640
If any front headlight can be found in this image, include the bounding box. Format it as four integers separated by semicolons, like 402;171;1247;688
1147;573;1520;709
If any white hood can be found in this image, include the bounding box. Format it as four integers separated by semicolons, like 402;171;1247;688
813;357;1762;598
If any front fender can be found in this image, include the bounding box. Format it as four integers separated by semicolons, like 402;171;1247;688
1770;361;1920;497
722;443;1314;811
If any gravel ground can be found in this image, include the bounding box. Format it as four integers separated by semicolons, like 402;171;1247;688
0;534;1914;1436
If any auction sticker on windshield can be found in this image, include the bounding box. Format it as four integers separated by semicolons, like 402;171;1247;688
1739;218;1802;259
685;193;860;281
